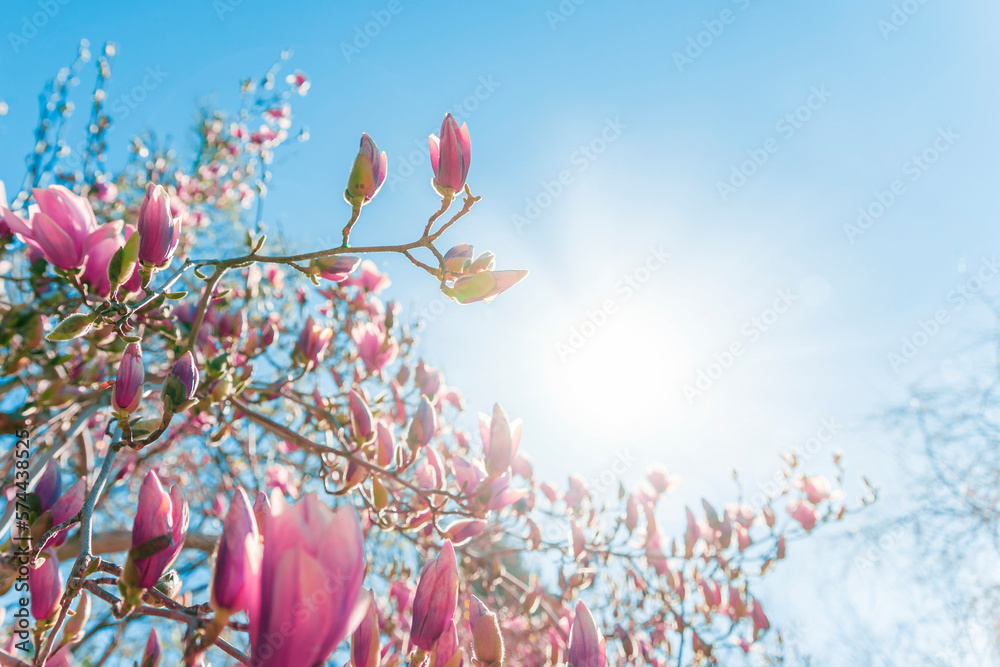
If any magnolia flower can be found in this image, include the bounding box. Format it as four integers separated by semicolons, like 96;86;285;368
314;255;361;282
2;185;115;271
787;498;818;531
121;471;190;593
344;259;391;293
429;114;471;197
567;600;606;667
352;321;398;373
410;540;460;650
32;477;86;550
345;133;387;208
248;493;368;667
429;618;462;667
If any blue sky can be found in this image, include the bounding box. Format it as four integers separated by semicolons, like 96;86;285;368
3;0;999;659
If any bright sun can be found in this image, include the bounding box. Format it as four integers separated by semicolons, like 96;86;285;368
545;310;690;443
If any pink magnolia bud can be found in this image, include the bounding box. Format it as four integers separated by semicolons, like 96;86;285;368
468;596;504;665
443;269;528;305
646;463;676;495
248;494;368;667
296;315;333;366
46;646;73;667
429;618;462;667
375;422;396;467
441;518;487;546
29;552;63;621
410;540;460;651
479;403;522;476
162;351;199;414
141;627;161;667
253;490;271;533
34;477;86;550
113;343;144;414
122;471;190;592
407;396;438;449
567;600;606;667
443;244;475;274
136;183;181;267
352;321;398;374
429;114;471;197
750;598;770;633
787;498;818;531
797;475;831;504
345;133;387;208
351;590;381;667
212;488;262;615
61;591;91;645
34;460;62;512
349;389;375;441
315;255;361;282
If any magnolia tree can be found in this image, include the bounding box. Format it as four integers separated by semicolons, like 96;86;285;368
0;44;863;667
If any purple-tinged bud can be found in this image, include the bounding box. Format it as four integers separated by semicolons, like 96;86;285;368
136;183;181;267
467;596;504;665
349;389;375;442
429;114;471;198
410;540;460;650
442;244;475;274
350;590;381;667
113;343;144;414
407;396;438;450
121;471;189;594
29;552;63;621
212;488;261;616
314;255;361;283
33;461;62;514
140;627;161;667
567;601;606;667
429;618;463;667
162;351;199;414
344;133;387;208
